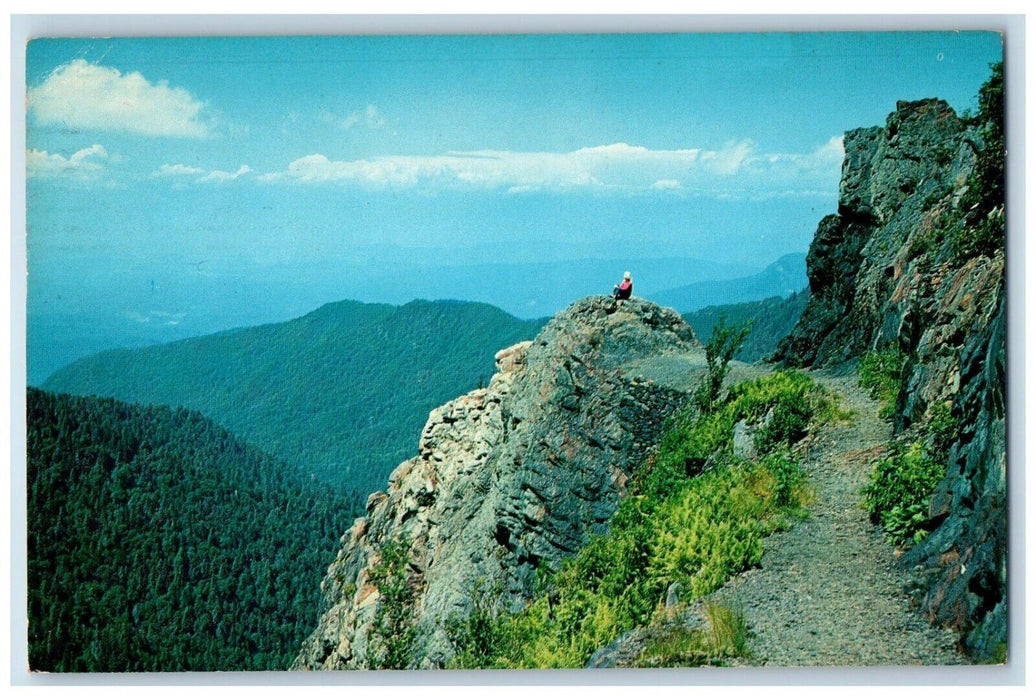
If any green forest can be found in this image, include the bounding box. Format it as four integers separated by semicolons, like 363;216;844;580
43;299;546;495
684;290;810;362
27;388;362;672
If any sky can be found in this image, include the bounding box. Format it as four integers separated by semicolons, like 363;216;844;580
23;31;1004;383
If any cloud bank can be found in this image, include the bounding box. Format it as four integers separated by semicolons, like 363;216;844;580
196;165;252;184
259;139;844;198
28;59;211;138
27;145;109;180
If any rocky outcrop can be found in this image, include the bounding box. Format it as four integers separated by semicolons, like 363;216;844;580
293;297;701;669
776;99;990;368
774;98;1006;660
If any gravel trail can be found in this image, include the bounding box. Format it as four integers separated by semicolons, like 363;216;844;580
703;368;966;666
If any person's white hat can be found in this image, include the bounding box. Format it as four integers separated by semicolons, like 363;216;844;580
623;271;631;280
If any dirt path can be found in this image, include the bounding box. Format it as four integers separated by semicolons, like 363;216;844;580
703;368;966;666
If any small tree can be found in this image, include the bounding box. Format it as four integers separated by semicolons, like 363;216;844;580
693;318;751;414
367;537;420;669
955;61;1005;260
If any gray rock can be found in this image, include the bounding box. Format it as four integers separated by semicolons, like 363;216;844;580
665;581;683;609
293;296;701;669
732;419;759;460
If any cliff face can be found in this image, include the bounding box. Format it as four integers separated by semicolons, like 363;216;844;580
294;297;700;669
775;98;1006;659
776;98;999;369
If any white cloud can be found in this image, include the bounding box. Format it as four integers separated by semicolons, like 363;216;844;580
196;165;251;184
28;59;211;138
153;163;205;177
341;104;386;130
263;142;706;192
153;163;251;184
27;144;108;179
651;179;682;191
259;138;844;198
699;139;755;176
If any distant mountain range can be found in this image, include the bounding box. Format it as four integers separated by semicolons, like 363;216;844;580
43;299;546;494
653;253;807;313
361;256;760;319
28;253;794;385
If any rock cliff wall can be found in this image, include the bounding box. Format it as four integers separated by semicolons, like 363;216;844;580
293;297;700;669
775;98;1007;660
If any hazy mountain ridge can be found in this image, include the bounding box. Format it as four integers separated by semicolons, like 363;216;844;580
683;288;811;362
27;254;764;385
654;252;807;313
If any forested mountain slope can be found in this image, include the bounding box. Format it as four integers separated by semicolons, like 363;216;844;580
27;388;358;671
43;299;546;494
683;289;810;363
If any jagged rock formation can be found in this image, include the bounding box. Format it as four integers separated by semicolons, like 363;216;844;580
776;98;995;367
293;297;700;669
774;98;1006;659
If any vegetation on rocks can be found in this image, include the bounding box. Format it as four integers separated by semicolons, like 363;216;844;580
445;343;839;668
863;400;958;547
632;603;749;668
863;441;945;546
954;61;1005;261
367;537;423;670
859;348;906;419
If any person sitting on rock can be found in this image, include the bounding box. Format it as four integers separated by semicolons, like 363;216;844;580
613;271;633;300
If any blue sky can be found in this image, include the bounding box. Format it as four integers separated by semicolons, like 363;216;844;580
24;32;1003;382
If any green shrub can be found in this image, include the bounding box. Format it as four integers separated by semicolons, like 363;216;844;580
927;401;959;461
693;317;751;414
444;580;510;669
633;602;749;668
859;348;906;419
862;441;945;545
761;450;808;508
953;61;1004;262
703;602;750;658
640;370;837;501
908;209;952;260
754;401;811;454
